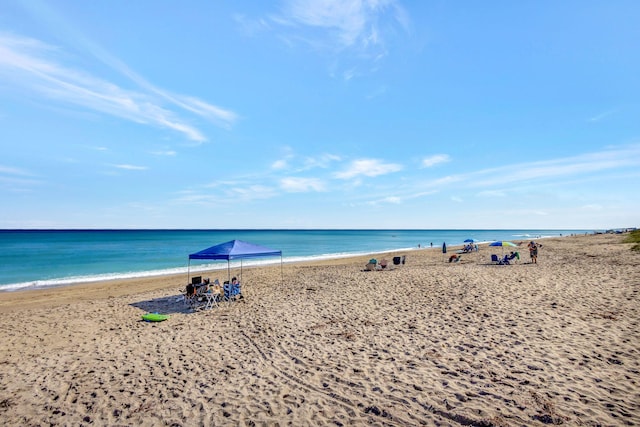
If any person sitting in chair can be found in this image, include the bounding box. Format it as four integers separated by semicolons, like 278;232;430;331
199;278;210;292
507;251;520;262
186;282;196;296
231;276;243;300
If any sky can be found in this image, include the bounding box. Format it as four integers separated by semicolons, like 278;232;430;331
1;1;639;230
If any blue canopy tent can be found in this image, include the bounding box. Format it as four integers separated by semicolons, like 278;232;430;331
188;239;283;285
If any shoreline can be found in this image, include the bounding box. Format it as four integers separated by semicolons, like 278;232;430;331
1;232;639;425
0;229;589;291
0;234;595;310
0;245;428;312
0;234;575;293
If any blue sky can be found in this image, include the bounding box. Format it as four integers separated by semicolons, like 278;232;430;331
1;1;639;229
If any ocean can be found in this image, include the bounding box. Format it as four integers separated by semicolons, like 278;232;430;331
0;229;591;291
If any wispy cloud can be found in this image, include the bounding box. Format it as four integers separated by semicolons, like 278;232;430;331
271;159;289;170
476;190;506;198
334;158;403;179
0;165;34;176
179;144;640;213
111;164;148;171
280;0;368;46
174;183;279;207
150;150;177;157
376;196;401;204
421;154;450;168
466;145;640;189
0;33;237;141
268;0;409;77
225;185;277;201
280;177;326;192
405;144;640;200
302;153;342;170
272;152;341;172
589;109;617;122
0;164;41;190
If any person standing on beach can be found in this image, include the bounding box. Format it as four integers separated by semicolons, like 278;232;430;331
528;241;539;263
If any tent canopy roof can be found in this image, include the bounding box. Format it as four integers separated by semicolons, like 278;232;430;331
188;239;281;261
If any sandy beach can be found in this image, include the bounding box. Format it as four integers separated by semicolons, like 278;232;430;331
0;233;638;426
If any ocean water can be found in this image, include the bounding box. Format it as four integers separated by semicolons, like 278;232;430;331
0;229;591;291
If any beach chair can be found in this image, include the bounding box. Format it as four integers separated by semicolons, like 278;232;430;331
233;282;242;300
392;256;406;267
182;283;198;307
491;254;501;265
223;281;242;302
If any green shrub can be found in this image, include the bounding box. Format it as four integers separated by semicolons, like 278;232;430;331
623;229;640;252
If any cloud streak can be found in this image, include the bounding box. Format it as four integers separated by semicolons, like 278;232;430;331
270;0;409;78
334;158;403;179
466;145;640;189
280;177;326;192
403;144;640;200
421;154;450;168
0;33;237;142
111;164;148;171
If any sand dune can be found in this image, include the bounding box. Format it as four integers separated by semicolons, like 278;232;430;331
0;233;639;426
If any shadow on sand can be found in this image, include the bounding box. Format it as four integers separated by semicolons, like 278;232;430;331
129;294;195;315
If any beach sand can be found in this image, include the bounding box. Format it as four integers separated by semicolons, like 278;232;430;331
0;233;638;426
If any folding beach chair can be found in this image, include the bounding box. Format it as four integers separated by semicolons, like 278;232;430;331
223;281;242;302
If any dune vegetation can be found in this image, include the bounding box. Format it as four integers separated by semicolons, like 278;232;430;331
623;229;640;251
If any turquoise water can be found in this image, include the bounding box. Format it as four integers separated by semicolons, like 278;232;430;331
0;229;590;291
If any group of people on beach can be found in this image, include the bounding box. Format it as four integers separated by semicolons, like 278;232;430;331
462;243;479;253
185;276;242;303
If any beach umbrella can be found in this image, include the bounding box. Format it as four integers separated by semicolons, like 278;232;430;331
489;241;516;254
489;241;517;247
464;238;477;243
442;242;447;253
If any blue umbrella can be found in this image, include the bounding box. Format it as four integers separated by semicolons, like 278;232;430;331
442;242;447;253
464;238;477;243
